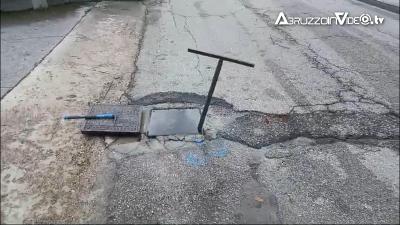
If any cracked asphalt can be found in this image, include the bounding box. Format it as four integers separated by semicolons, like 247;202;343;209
97;0;399;224
1;0;398;224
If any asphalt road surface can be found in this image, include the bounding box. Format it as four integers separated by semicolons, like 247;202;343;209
99;0;399;224
0;0;398;224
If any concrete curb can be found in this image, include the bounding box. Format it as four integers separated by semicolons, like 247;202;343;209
356;0;399;14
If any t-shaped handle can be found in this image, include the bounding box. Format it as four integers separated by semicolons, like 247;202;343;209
188;48;255;133
188;48;255;67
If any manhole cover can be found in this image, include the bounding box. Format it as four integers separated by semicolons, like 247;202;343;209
148;108;201;136
81;104;141;135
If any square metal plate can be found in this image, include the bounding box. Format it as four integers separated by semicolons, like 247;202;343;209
81;104;142;135
147;108;201;136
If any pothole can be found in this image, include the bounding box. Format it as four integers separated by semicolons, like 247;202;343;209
128;92;399;149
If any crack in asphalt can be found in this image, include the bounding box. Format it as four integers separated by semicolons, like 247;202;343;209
120;2;148;103
238;0;399;117
169;1;178;29
181;15;204;78
237;2;300;46
166;6;205;78
168;2;247;79
96;81;114;102
269;35;290;49
303;44;399;117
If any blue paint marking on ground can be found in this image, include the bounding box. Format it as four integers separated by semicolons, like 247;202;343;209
194;139;204;144
207;148;230;158
185;152;207;167
184;141;230;167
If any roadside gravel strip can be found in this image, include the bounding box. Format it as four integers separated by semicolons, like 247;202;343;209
0;1;145;223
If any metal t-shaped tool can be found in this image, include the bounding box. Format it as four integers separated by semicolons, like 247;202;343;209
188;49;255;133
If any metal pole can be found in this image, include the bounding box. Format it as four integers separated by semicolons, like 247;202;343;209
198;59;223;133
188;49;254;133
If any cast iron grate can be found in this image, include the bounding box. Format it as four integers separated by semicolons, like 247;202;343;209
81;104;141;135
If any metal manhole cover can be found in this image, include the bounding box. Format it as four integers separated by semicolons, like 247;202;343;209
81;104;142;135
148;108;200;137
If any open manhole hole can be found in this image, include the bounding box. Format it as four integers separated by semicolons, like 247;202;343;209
147;108;201;136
